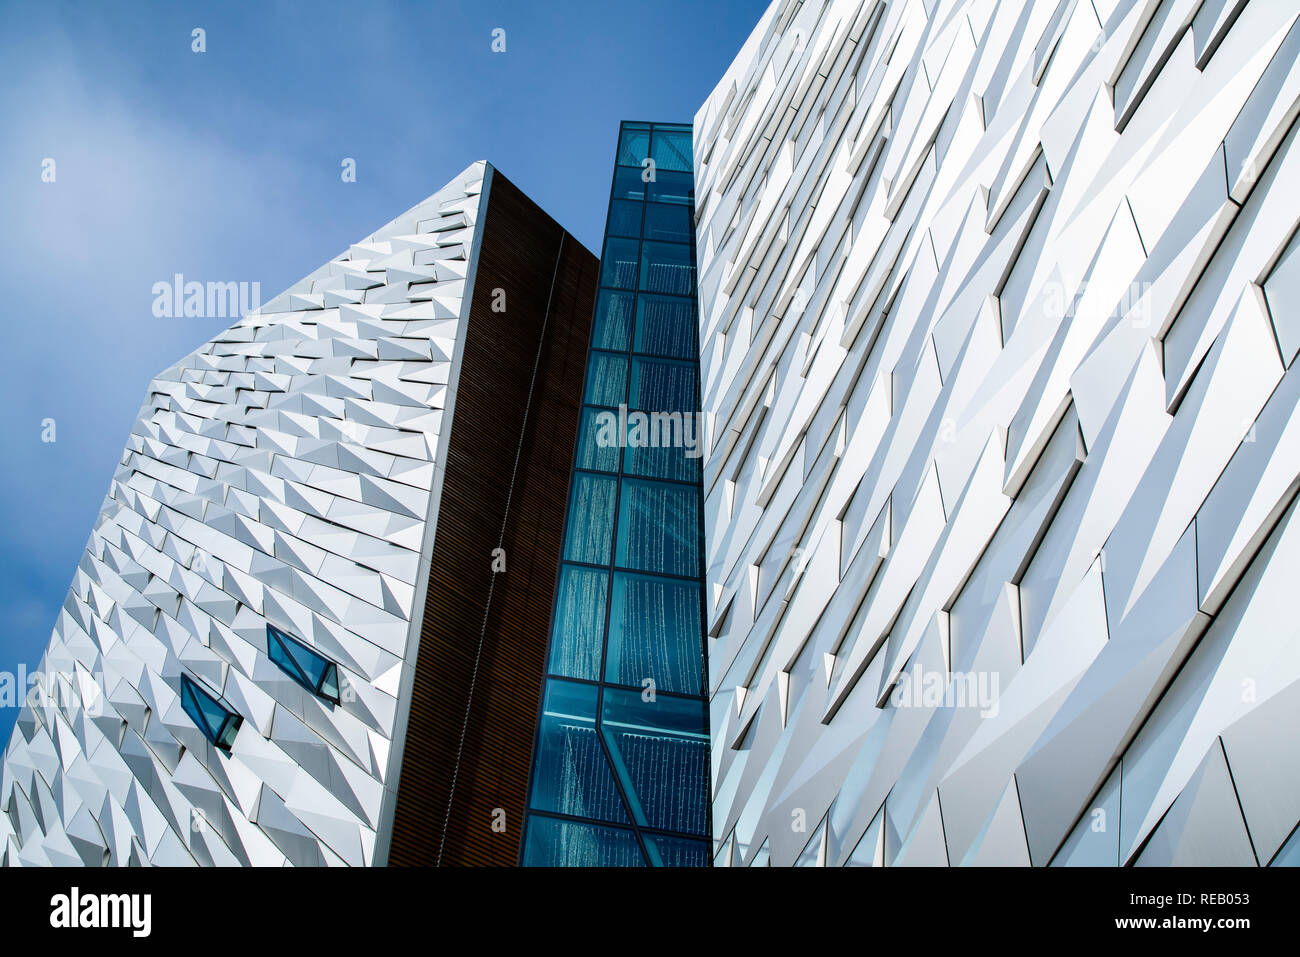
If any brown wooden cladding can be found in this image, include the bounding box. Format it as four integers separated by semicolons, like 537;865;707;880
385;169;597;866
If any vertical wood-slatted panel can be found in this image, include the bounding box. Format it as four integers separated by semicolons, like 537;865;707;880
386;171;597;866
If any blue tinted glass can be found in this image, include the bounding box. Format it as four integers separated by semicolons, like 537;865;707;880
526;121;710;865
616;127;651;167
647;169;693;205
548;565;609;679
215;715;240;750
600;687;709;835
181;674;241;750
629;356;698;414
625;439;702;484
639;241;695;296
612;166;647;202
318;666;340;702
606;200;643;238
584;351;627;407
650;128;693;173
644;834;710;867
523;815;644;867
575;407;620;473
635;294;696;358
266;630;301;681
600;236;640;289
641;202;692;243
268;625;339;702
527;680;628;824
615;478;699;577
605;571;703;695
591;290;635;351
288;642;329;689
562;473;618;565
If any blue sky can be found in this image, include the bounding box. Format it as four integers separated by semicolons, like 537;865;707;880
0;0;763;742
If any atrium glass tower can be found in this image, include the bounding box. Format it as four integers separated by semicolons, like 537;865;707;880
521;122;712;866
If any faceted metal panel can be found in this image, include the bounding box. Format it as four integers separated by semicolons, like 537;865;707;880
0;163;489;866
694;0;1300;866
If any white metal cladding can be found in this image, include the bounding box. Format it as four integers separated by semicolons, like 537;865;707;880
0;162;489;866
694;0;1300;866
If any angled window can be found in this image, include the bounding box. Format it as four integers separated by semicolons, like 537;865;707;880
267;624;341;702
179;674;242;751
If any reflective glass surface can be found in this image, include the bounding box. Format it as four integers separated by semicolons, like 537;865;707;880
575;407;620;473
615;478;699;578
607;199;643;238
591;290;635;351
267;624;340;703
548;565;609;679
635;294;696;358
650;128;693;173
525;122;709;866
522;815;645;867
645;833;710;866
647;169;694;205
180;673;242;751
641;202;693;243
639;241;695;296
629;356;697;414
616;126;651;168
527;680;628;824
584;351;627;406
605;571;704;695
561;473;617;565
600;688;709;835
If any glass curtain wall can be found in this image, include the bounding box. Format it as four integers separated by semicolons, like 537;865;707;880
522;122;710;866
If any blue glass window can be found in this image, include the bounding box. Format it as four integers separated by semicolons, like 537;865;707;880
635;294;696;358
650;128;693;173
180;674;242;751
629;356;697;414
591;290;635;351
526;122;709;866
640;241;695;296
584;351;627;407
625;439;702;484
527;680;628;825
548;565;609;680
642;202;693;243
605;571;704;695
575;407;621;473
562;473;618;565
600;688;709;836
267;624;340;702
600;237;640;288
606;200;643;239
612;166;647;202
615;478;700;578
616;126;651;168
647;169;694;205
522;815;645;867
645;834;710;867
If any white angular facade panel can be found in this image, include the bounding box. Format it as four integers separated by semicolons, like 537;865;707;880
0;163;490;867
694;0;1300;866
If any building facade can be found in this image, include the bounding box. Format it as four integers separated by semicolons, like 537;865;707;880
0;162;597;866
521;122;712;866
694;0;1300;866
7;0;1300;869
